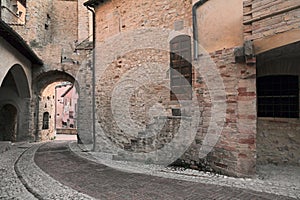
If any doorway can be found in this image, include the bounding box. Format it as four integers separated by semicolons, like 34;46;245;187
0;104;18;142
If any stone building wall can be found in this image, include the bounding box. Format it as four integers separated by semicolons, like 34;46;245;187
11;0;53;47
94;0;193;42
0;0;26;25
78;0;92;42
38;82;57;141
243;0;300;166
8;0;91;79
257;119;300;166
6;0;93;142
92;0;256;177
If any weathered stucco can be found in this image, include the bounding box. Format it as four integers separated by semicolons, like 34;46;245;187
197;0;244;53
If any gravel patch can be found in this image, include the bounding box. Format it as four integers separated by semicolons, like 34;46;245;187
70;142;300;199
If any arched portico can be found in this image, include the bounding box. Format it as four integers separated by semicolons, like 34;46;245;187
0;64;31;142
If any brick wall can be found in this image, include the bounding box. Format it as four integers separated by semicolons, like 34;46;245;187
243;0;300;167
243;0;300;41
185;49;256;176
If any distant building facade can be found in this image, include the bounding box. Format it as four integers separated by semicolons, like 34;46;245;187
56;82;78;134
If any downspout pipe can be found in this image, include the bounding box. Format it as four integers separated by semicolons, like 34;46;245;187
192;0;208;60
85;5;96;152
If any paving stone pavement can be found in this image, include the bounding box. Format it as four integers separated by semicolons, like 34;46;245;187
0;143;36;200
1;141;298;199
16;142;94;200
70;143;300;199
34;141;296;200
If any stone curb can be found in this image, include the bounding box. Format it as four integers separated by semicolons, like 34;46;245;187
0;143;36;199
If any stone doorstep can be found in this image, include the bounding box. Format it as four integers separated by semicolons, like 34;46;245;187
0;141;11;153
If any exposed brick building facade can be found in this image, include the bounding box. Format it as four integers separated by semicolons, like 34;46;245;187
84;0;300;177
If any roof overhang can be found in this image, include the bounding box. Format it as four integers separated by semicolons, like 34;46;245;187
0;19;43;65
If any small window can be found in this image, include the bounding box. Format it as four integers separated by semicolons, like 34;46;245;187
170;35;192;100
42;112;50;129
257;75;299;118
69;111;74;119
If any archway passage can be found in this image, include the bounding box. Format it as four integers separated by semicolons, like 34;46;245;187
0;64;31;142
0;104;17;142
34;71;81;142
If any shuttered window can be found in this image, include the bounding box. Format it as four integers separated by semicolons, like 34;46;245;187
170;35;192;100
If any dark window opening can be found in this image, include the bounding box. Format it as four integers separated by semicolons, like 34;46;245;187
170;35;192;101
257;75;299;118
69;111;74;119
42;112;50;129
18;0;26;7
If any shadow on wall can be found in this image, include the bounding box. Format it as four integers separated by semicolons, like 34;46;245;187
0;104;17;142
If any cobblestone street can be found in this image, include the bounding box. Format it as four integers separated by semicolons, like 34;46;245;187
0;139;299;199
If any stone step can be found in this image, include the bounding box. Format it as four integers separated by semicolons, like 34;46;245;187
0;141;11;154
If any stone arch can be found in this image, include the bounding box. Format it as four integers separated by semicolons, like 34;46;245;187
0;104;18;142
33;70;80;141
0;64;31;142
34;70;79;96
1;64;31;98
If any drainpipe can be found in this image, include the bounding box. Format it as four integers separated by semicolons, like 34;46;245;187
85;5;96;152
192;0;208;60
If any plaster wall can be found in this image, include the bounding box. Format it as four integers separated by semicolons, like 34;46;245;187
0;37;32;91
0;37;34;141
196;0;244;53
